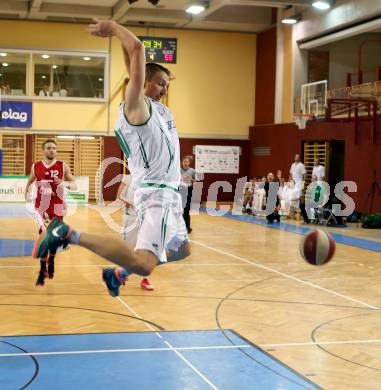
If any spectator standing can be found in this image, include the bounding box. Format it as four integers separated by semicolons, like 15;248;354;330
289;154;306;188
180;156;196;233
312;157;325;182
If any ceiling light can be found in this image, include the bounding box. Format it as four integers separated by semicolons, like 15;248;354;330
0;74;2;77
52;65;58;69
312;1;332;10
98;77;103;81
41;54;50;59
186;5;205;15
41;75;47;79
281;14;302;24
83;56;91;61
2;63;9;67
0;53;8;57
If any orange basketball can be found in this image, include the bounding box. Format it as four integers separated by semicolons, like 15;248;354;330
300;229;336;266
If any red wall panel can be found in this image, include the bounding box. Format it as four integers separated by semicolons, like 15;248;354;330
255;27;277;125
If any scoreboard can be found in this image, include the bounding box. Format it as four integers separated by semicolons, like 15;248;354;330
138;36;177;64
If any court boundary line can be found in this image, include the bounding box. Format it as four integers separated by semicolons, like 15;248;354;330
4;338;381;358
116;296;220;390
191;239;380;310
4;337;381;358
0;344;250;358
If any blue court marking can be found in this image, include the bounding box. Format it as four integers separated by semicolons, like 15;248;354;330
0;330;320;390
0;204;33;218
0;239;35;257
198;207;381;253
0;203;88;219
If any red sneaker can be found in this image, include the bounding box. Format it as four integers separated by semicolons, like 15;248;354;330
140;278;154;291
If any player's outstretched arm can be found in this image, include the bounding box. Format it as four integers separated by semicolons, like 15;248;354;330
88;20;148;124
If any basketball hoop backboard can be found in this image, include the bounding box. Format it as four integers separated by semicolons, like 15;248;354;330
301;80;327;117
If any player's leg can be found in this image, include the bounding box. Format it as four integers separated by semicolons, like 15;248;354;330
122;209;155;291
33;217;159;287
166;207;191;261
78;232;159;275
167;241;191;261
47;250;56;278
33;211;49;286
88;203;173;296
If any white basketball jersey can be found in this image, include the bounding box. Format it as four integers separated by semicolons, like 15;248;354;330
115;98;181;190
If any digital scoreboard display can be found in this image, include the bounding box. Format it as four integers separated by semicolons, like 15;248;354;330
138;36;177;64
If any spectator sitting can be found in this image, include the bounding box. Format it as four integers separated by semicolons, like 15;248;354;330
264;172;280;224
51;86;61;97
299;175;324;224
1;84;11;95
252;177;266;214
288;177;301;220
39;84;50;97
60;87;68;97
242;178;255;214
278;178;291;217
276;169;283;182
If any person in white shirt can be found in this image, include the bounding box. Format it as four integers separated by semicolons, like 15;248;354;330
288;178;301;219
289;154;306;188
242;178;256;213
253;177;266;214
39;84;50;97
312;157;325;182
278;178;290;216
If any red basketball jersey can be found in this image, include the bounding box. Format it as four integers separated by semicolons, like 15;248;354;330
33;160;65;214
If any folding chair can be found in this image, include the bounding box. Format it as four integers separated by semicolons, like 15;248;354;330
313;207;338;226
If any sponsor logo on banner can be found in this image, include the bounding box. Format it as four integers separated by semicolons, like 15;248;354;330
0;100;32;128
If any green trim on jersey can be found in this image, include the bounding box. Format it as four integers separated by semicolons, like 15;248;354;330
123;99;152;127
136;130;150;169
140;182;179;192
161;208;169;247
160;126;174;174
115;128;131;158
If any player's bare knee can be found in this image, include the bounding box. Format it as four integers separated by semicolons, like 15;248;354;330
133;250;159;276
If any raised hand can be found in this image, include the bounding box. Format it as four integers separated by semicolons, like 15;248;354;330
88;19;116;37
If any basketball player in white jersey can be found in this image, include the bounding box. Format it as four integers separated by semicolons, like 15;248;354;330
32;19;190;297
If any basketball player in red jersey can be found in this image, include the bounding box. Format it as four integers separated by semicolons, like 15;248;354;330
25;139;77;286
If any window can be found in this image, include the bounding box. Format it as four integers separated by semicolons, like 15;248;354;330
34;53;106;98
0;52;28;96
0;134;25;175
0;49;108;101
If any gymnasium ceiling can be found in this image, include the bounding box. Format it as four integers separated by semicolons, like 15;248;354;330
0;0;312;33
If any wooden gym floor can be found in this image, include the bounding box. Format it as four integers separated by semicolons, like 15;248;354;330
1;203;381;389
